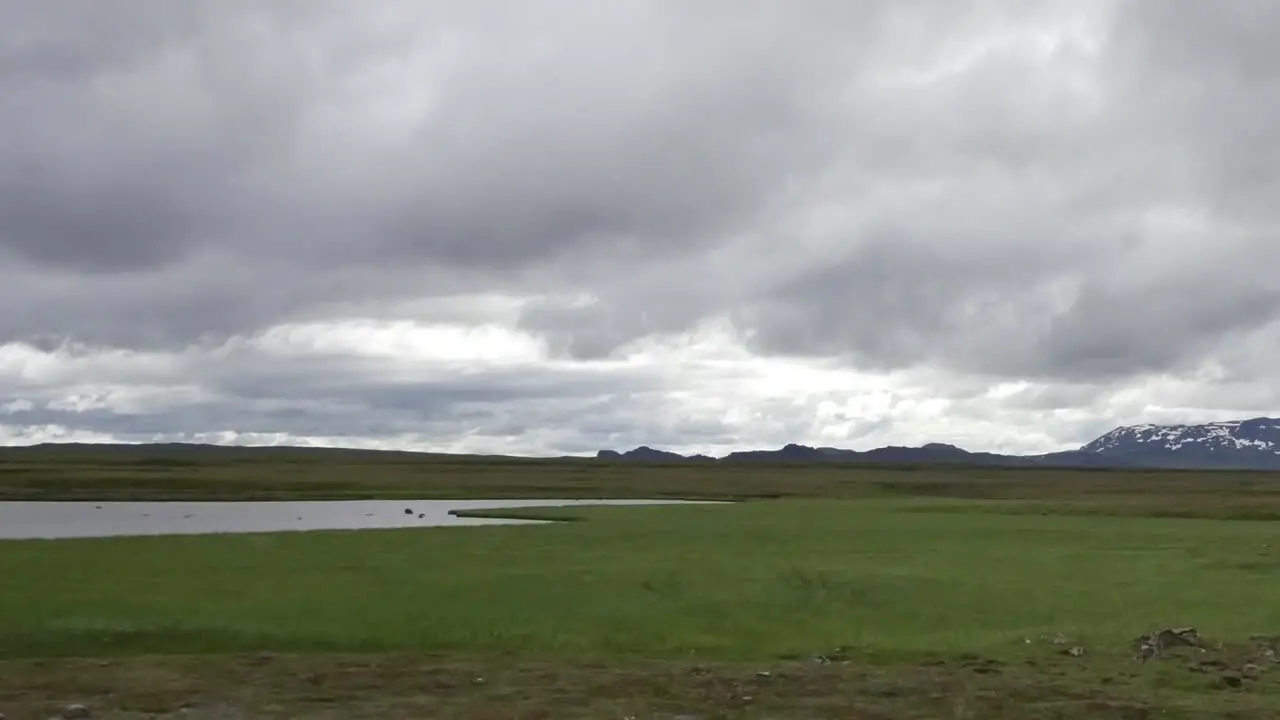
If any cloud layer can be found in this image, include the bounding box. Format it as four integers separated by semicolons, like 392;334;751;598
2;0;1277;454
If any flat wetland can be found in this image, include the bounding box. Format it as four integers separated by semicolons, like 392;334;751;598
4;446;1280;718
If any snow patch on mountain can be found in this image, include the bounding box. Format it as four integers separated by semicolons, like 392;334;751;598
1080;418;1280;455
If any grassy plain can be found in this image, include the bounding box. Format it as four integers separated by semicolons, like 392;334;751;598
6;442;1280;510
3;447;1280;718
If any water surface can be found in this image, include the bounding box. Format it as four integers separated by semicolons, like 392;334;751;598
0;499;709;540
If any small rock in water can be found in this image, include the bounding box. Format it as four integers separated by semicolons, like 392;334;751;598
404;508;413;515
417;513;425;519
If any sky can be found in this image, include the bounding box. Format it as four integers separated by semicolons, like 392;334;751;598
2;0;1278;457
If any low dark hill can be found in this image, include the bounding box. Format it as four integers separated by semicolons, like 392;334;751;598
598;417;1280;470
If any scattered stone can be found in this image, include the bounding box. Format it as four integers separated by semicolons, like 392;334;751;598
1163;627;1202;646
811;646;851;664
1189;658;1229;673
61;705;91;719
755;670;772;678
1221;671;1243;688
1251;634;1280;656
404;508;413;515
1064;646;1086;657
1134;627;1201;661
418;513;425;519
1243;663;1263;677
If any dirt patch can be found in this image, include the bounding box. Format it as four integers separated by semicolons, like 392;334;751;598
2;649;1280;720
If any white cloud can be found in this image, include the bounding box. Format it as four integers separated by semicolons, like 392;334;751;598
2;309;1274;456
0;398;33;414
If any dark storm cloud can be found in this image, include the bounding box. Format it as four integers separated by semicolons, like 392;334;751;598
0;0;868;342
2;0;1277;387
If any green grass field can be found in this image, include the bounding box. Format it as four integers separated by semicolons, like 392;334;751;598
3;449;1280;718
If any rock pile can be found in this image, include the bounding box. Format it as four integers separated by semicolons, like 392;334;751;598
1133;627;1201;662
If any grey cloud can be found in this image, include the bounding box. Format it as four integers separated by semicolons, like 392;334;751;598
0;346;732;452
7;326;1280;455
2;0;1279;403
736;233;1280;382
517;288;725;360
0;0;874;344
707;1;1280;382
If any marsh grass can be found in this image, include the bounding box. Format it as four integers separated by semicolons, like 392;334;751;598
905;496;1280;521
3;500;1279;663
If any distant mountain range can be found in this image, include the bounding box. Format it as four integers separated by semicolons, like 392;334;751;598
6;418;1280;471
597;417;1280;470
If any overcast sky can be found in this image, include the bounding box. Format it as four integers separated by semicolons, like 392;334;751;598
1;1;1276;456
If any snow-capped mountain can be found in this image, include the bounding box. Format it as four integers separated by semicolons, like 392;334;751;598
1079;417;1280;468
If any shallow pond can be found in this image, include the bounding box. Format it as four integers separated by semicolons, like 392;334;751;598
0;499;710;540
